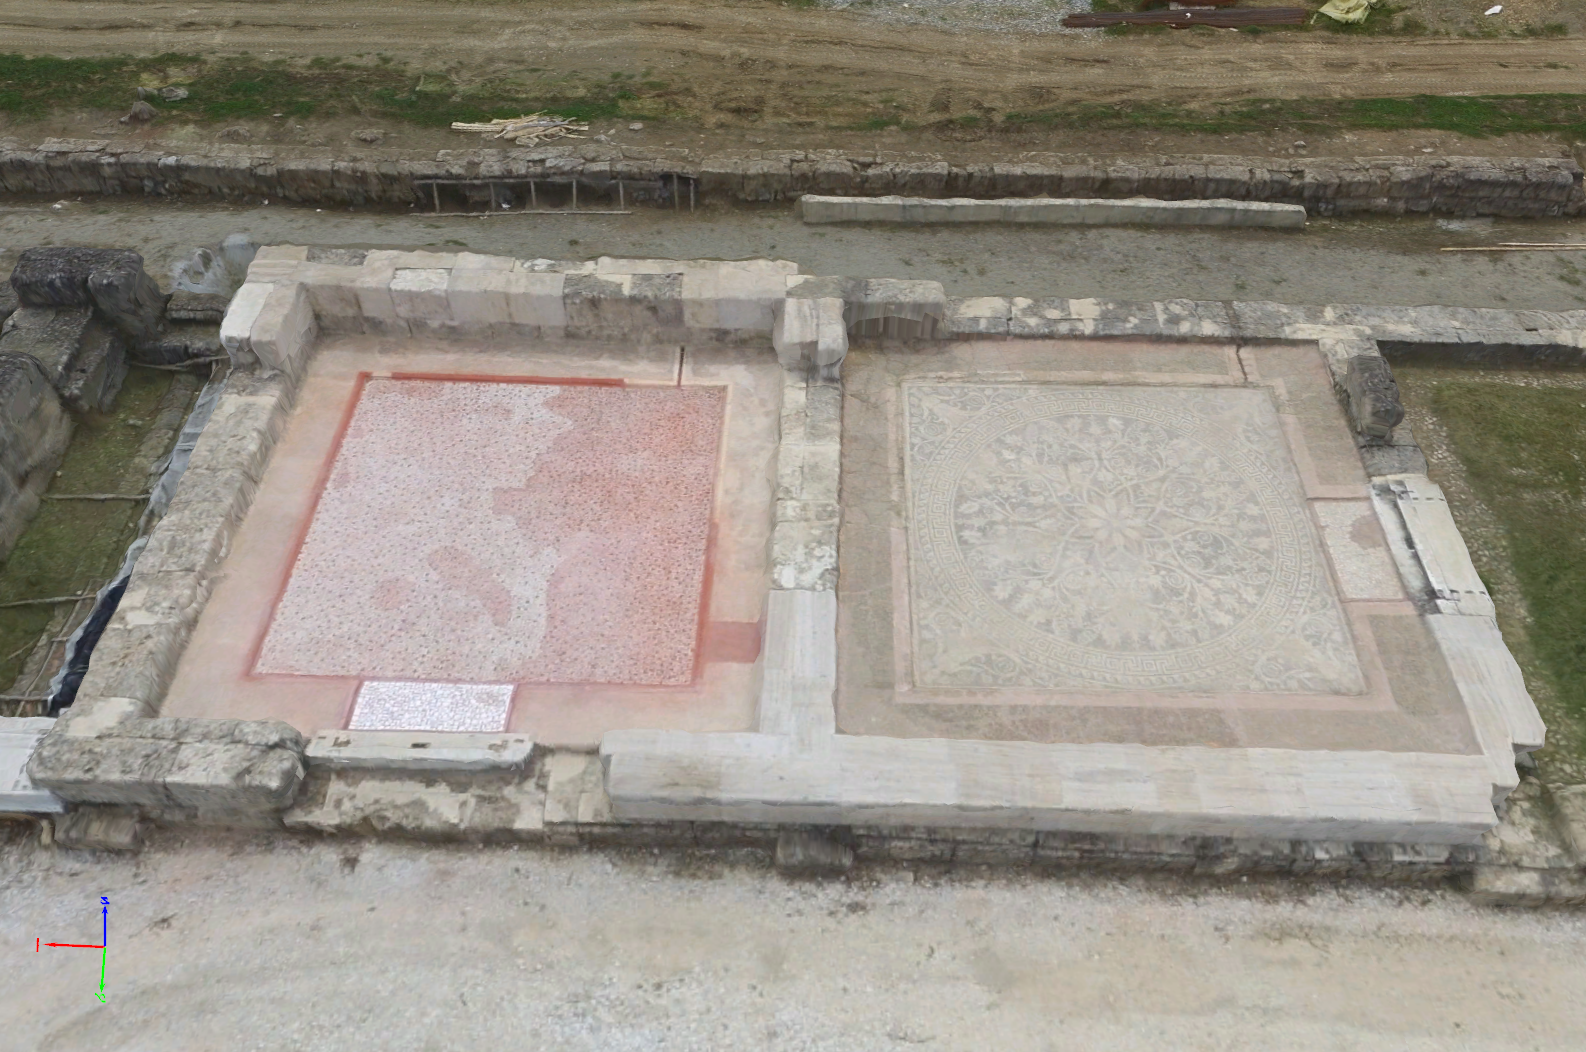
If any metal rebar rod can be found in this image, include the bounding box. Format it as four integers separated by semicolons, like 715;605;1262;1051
672;173;679;211
689;178;695;212
489;181;499;213
432;183;441;214
572;180;578;210
530;179;537;209
618;180;625;210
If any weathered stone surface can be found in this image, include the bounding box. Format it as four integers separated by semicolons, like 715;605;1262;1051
1553;784;1586;863
0;717;65;813
0;352;72;558
800;194;1308;229
52;807;144;851
1468;864;1586;906
1342;354;1405;438
285;768;545;838
0;145;1580;215
774;829;855;876
11;247;141;308
306;730;535;771
27;721;305;815
0;306;127;412
166;289;230;323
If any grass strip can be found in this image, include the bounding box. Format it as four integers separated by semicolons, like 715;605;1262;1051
0;53;664;127
8;54;1586;139
1427;380;1586;735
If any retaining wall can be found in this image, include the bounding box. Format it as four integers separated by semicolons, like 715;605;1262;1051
1;138;1580;217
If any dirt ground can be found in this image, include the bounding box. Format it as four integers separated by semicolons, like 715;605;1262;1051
7;0;1586;159
1;825;1583;1052
8;198;1586;310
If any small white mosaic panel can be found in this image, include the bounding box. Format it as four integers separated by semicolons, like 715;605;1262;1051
348;681;514;732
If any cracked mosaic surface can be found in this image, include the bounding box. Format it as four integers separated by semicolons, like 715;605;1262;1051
905;383;1364;694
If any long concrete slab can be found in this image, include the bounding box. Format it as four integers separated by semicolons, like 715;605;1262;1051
798;195;1308;229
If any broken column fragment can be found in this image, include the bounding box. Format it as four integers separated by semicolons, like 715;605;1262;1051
10;246;169;361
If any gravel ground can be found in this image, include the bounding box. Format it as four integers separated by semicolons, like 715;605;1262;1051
1;827;1583;1052
6;200;1586;312
820;0;1090;37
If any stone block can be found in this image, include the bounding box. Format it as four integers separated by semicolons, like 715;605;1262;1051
72;620;191;710
1342;354;1405;438
1468;864;1586;907
29;720;306;815
10;246;141;308
772;296;847;373
542;750;607;838
353;265;408;336
504;269;567;330
1552;784;1586;863
165;290;230;323
0;306;128;413
53;807;144;851
1381;475;1494;615
945;297;1011;336
218;282;273;366
306;730;535;771
10;246;166;353
292;263;366;333
390;268;454;330
160;740;305;811
447;267;513;331
563;272;683;334
249;282;317;374
774;829;854;875
251;244;310;264
770;519;839;590
0;353;71;558
680;267;785;333
1154;299;1235;339
87;258;168;353
285;770;546;839
364;249;459;270
846;279;947;340
0;717;65;813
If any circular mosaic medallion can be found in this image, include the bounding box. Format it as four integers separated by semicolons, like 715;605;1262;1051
909;387;1326;690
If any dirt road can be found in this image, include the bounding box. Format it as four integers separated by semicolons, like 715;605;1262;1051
5;0;1586;119
2;827;1583;1052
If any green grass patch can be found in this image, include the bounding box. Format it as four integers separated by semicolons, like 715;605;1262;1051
0;53;669;127
1427;381;1586;742
0;368;178;699
1004;93;1586;140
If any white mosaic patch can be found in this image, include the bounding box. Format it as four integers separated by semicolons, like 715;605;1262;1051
348;681;514;732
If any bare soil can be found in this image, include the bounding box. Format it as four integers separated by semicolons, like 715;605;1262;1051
6;0;1586;162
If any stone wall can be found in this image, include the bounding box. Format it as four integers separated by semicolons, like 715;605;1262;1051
1;138;1580;217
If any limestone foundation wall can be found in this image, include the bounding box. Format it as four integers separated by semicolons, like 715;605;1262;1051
1;138;1580;217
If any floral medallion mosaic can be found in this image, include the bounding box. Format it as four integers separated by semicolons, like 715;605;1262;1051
904;383;1364;694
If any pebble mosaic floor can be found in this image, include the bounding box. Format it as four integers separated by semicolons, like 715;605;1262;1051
255;377;724;730
904;382;1362;694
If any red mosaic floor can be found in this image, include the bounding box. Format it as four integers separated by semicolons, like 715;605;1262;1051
256;376;725;694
